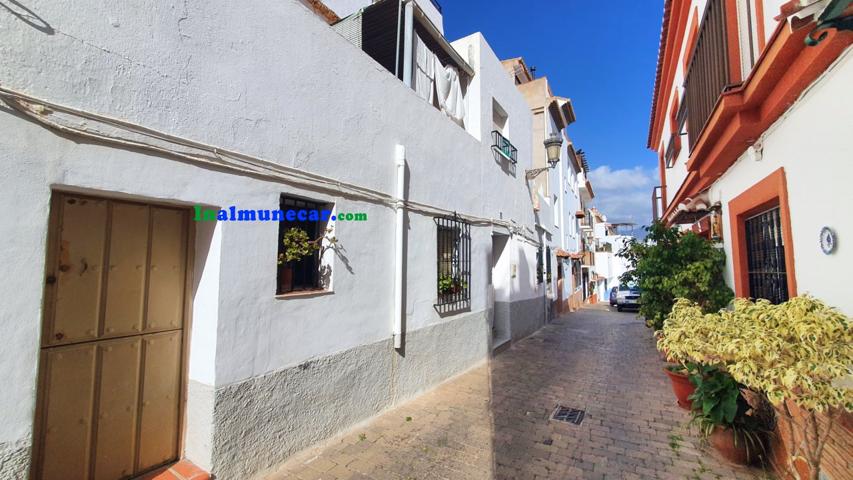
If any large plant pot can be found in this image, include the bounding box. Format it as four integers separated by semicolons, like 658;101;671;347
709;426;764;466
663;367;695;410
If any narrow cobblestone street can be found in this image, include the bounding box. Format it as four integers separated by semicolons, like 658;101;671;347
267;306;766;480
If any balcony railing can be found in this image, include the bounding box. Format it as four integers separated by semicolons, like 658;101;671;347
684;0;731;150
491;130;518;164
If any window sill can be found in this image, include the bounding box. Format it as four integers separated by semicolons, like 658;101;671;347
275;289;334;300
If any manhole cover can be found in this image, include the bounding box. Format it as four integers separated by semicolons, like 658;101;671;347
551;405;585;425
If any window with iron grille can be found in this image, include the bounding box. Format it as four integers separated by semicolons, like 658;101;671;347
536;247;544;284
546;247;552;283
435;215;471;314
277;195;330;295
745;207;788;304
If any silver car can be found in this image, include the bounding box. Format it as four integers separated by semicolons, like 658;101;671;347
616;285;641;312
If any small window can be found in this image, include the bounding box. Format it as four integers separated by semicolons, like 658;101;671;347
745;206;788;304
553;195;559;226
277;195;332;295
546;247;552;283
536;247;544;285
492;99;509;136
435;215;471;314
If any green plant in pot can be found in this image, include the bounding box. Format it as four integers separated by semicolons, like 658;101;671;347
278;227;337;291
687;365;770;466
660;296;852;479
438;274;467;295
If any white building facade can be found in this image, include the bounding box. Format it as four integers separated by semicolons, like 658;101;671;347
0;0;583;478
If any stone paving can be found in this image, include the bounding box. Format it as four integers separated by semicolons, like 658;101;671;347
266;305;768;479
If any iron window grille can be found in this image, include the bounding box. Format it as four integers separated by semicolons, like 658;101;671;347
435;215;471;314
546;247;552;283
277;195;328;295
536;248;544;284
491;130;518;164
745;207;788;304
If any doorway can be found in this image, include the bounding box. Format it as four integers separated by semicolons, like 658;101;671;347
33;193;191;479
490;234;510;349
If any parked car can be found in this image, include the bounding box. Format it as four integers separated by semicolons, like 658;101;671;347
609;286;618;306
616;285;641;312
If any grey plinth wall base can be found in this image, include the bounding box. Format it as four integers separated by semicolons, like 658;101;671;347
185;380;216;472
497;296;546;342
0;438;30;480
209;310;489;480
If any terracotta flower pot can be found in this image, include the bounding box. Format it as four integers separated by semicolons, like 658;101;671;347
663;367;695;410
709;426;763;466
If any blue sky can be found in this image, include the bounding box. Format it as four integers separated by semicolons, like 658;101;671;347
442;0;664;229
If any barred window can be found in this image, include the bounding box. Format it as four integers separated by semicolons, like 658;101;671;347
546;247;552;283
277;195;330;295
745;207;788;304
435;215;471;314
536;247;543;284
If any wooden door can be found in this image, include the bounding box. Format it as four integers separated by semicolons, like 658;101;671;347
34;193;189;480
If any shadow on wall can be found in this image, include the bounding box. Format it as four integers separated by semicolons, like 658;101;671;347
0;0;54;34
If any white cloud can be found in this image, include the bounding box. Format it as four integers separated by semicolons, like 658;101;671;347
587;165;659;228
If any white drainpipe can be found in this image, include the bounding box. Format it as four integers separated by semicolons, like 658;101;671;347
402;0;415;88
393;145;407;349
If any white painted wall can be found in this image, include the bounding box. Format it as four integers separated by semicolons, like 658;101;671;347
711;47;853;315
0;0;539;462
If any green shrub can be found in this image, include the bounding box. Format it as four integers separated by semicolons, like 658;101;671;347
618;222;732;329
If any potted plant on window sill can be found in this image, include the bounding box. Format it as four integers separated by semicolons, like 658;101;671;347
279;227;336;292
438;274;467;297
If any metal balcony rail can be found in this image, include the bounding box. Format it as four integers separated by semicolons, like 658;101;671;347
684;0;731;151
491;130;518;164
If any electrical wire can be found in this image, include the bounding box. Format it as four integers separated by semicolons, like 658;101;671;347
0;85;541;246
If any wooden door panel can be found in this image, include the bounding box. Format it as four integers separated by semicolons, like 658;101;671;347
146;208;186;331
136;331;182;471
103;203;149;338
93;337;142;480
50;196;107;345
39;195;188;480
39;343;97;480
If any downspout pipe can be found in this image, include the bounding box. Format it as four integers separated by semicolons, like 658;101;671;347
393;145;407;349
402;0;415;88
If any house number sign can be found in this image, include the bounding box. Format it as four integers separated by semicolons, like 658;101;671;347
820;226;836;255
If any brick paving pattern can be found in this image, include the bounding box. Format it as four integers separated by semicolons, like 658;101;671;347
267;305;768;479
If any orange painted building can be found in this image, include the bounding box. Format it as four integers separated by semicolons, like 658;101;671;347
648;1;852;478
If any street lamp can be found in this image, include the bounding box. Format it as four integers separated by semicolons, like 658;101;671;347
526;134;563;180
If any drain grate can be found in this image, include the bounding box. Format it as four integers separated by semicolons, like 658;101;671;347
551;405;585;425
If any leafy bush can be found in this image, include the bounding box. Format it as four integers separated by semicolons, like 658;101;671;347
618;222;732;329
688;364;749;429
660;296;852;478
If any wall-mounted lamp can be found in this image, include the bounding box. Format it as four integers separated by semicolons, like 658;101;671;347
526;134;563;180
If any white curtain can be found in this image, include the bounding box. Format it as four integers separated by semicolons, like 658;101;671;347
413;33;436;104
434;56;466;126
